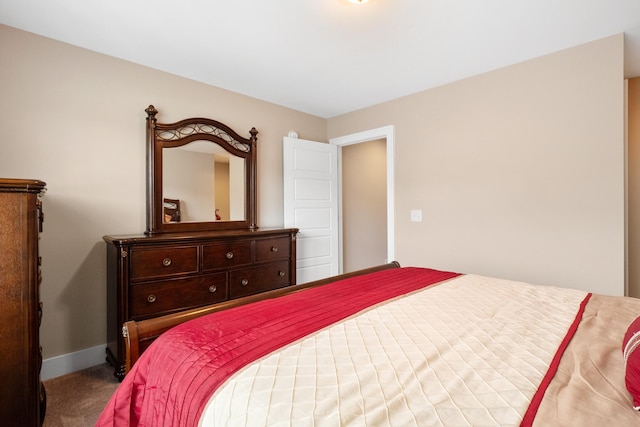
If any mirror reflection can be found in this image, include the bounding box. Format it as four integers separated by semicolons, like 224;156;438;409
162;140;246;223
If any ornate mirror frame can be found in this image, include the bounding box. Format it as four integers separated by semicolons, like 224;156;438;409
145;105;258;234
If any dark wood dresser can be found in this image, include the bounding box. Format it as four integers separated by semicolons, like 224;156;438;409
0;178;46;426
104;228;297;379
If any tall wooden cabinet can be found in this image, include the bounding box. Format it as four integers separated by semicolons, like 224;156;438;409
0;178;46;426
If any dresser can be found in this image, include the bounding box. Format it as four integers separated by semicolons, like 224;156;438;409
0;178;46;426
104;228;297;379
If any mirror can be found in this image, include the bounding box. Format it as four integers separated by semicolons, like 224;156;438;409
145;105;258;234
162;142;246;223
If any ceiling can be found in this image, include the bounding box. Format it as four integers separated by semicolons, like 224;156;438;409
2;0;640;118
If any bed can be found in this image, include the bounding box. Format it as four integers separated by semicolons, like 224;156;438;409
97;262;640;426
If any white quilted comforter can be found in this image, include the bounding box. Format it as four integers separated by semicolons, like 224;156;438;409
199;274;587;426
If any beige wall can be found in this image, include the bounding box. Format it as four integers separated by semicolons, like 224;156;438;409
163;149;215;221
214;161;231;221
0;23;630;363
0;24;326;360
629;78;640;297
342;139;387;272
328;34;626;296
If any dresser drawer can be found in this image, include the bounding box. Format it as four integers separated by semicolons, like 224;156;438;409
255;237;291;262
129;272;228;319
130;246;198;281
229;261;291;299
202;241;252;271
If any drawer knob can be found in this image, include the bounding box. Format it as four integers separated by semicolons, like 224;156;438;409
226;251;234;259
271;246;279;252
162;258;172;267
241;279;249;286
147;294;157;303
208;285;217;293
278;271;285;277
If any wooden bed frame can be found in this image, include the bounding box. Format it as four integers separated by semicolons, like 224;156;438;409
123;261;401;373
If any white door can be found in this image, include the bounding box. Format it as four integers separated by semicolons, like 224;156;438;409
283;137;339;284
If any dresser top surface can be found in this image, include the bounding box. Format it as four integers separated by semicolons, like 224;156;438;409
103;228;299;245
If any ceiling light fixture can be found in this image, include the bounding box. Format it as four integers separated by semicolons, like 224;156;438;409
348;0;370;4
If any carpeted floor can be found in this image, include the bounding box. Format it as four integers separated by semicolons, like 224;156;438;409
42;363;119;427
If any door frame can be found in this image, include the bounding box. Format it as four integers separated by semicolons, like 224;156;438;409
330;125;395;271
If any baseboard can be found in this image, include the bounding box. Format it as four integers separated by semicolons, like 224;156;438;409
41;344;106;380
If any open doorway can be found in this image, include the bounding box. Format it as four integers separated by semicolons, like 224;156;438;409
341;139;387;272
330;125;395;273
284;126;394;282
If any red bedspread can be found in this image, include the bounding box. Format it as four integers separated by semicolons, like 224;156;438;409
97;267;460;426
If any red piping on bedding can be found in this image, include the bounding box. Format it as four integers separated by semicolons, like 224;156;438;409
520;292;593;427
